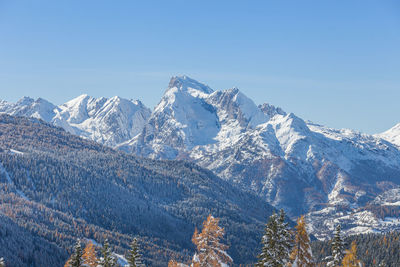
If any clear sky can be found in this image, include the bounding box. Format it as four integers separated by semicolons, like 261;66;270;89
0;1;399;134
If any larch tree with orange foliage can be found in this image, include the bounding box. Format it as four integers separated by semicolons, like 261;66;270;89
192;214;233;267
290;216;313;267
342;241;361;267
168;259;179;267
82;242;98;267
168;259;189;267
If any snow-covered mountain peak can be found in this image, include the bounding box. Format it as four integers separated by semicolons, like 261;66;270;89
159;76;266;129
268;112;311;156
167;75;214;95
100;96;148;118
52;94;152;146
207;87;268;129
16;96;35;106
259;103;287;117
284;112;310;130
0;94;151;148
376;123;400;147
28;98;58;122
231;89;268;127
0;96;57;122
155;76;213;116
63;94;90;106
59;94;96;124
131;99;145;107
109;95;122;101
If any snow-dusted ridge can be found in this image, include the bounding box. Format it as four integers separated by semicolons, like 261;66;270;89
375;123;400;147
2;75;400;239
0;94;151;147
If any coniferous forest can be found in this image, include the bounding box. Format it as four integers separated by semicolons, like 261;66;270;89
59;211;400;266
0;116;399;266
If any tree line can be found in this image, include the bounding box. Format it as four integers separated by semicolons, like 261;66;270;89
64;238;143;267
50;211;365;267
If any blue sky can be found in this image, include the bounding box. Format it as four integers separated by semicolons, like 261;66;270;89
0;1;399;134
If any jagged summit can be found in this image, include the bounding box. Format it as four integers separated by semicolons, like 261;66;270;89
0;94;151;147
16;96;35;105
0;96;57;122
167;75;214;94
376;122;400;147
259;103;286;117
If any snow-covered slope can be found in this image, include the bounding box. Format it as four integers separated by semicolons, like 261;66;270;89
376;123;400;147
119;76;400;238
0;97;57;122
0;95;151;147
2;76;400;239
53;94;151;146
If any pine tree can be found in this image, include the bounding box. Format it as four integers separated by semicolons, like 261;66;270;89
98;239;117;267
342;241;361;267
290;216;313;267
68;239;83;267
82;241;98;267
277;209;293;264
257;209;293;267
127;237;143;267
327;225;344;267
0;257;5;267
192;214;233;267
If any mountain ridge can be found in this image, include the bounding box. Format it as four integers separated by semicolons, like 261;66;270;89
1;76;400;239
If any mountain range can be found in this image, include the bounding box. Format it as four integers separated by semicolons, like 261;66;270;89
1;75;400;240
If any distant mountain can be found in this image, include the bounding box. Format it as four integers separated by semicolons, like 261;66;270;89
0;94;151;147
0;114;276;266
1;76;400;240
376;123;400;147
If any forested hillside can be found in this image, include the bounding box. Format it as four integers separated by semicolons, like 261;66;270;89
312;231;400;266
0;114;278;266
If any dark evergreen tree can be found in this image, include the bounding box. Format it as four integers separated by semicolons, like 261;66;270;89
328;224;345;267
98;239;117;267
257;209;293;267
127;237;143;267
277;209;293;265
68;239;83;267
312;231;400;266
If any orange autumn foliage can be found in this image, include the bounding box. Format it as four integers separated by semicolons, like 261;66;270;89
191;214;232;267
